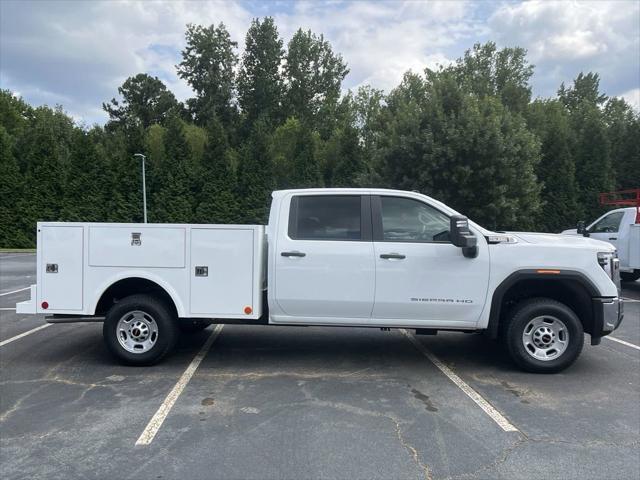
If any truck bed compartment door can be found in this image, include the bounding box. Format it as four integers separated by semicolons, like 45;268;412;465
190;228;255;315
88;226;185;268
40;226;83;311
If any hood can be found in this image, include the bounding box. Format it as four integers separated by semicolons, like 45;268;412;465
508;231;616;252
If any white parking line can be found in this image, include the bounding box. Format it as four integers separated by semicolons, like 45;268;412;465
0;253;36;259
622;297;640;303
400;329;519;433
0;286;31;297
0;308;17;311
604;336;640;351
135;324;224;446
0;324;51;347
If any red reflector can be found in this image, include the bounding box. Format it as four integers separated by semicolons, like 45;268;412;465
244;306;253;315
635;207;640;224
41;301;49;309
537;269;561;275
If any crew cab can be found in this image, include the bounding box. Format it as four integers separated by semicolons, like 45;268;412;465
17;189;624;373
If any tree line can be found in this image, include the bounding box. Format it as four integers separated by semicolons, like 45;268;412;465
1;18;638;247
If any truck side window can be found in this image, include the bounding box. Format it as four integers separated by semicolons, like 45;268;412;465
590;211;624;233
380;197;450;243
290;195;362;241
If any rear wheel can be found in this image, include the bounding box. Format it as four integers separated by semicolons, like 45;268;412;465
504;298;584;373
103;294;179;366
620;271;640;282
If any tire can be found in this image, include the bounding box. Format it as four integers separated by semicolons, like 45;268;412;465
103;294;179;366
504;298;584;373
620;271;640;282
178;319;210;334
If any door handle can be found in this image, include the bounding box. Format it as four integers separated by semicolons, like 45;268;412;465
380;253;406;259
281;251;306;257
609;237;617;240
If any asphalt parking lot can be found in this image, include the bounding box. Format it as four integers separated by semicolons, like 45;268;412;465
1;253;639;480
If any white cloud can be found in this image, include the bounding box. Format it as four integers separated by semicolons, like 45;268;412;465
488;0;640;100
620;88;640;111
273;1;477;91
0;0;253;124
0;1;638;124
1;0;483;123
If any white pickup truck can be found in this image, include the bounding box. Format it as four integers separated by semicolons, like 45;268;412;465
562;206;640;283
17;188;624;373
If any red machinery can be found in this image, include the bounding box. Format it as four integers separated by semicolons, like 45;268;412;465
599;189;640;223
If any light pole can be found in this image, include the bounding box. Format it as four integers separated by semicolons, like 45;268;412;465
133;153;147;223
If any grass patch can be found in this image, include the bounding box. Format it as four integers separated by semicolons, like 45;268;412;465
0;248;36;253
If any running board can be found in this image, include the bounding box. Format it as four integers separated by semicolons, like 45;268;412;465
46;315;105;323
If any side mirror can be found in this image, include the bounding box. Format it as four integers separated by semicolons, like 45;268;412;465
577;221;589;237
450;215;478;258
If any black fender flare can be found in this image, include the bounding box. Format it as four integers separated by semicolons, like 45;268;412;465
486;269;600;338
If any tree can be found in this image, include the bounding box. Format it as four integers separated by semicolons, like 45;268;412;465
284;28;349;136
317;94;366;187
558;72;607;111
103;129;143;223
103;74;180;130
0;126;28;246
0;91;31;246
183;123;208;166
352;86;385;156
604;97;640;190
237;17;284;124
61;128;110;222
0;89;31;138
321;123;363;187
271;117;321;188
195;117;240;223
450;42;534;114
560;73;613;221
144;124;167;166
17;106;76;241
237;118;275;223
334;86;386;186
177;23;238;126
152;115;194;223
527;100;579;231
3;25;640;248
375;71;431;191
379;70;541;230
570;102;613;221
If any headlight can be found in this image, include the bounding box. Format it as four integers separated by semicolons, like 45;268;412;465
597;251;614;268
597;251;620;287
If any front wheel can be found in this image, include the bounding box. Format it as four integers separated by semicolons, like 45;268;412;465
103;294;179;366
504;298;584;373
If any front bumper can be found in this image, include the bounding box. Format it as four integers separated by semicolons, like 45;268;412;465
591;297;624;343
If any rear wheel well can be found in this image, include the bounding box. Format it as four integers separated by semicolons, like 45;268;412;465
95;278;177;318
490;278;595;337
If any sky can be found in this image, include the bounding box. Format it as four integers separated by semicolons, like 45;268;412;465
1;0;639;125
